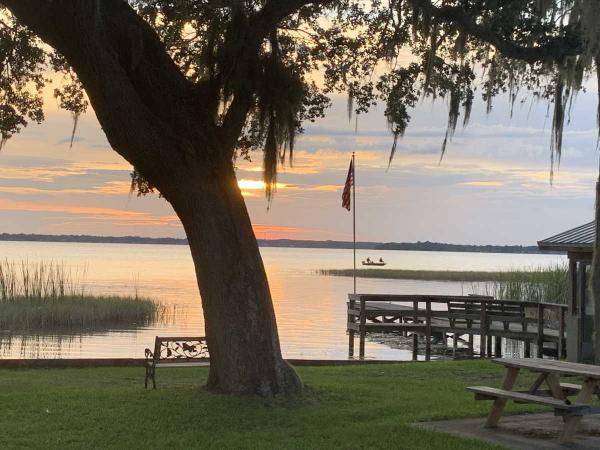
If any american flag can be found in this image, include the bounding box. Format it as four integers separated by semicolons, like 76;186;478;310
342;158;353;211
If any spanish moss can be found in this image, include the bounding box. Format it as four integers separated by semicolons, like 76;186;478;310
550;76;565;183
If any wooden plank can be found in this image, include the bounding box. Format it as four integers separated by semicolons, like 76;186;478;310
484;367;520;427
348;296;356;357
480;304;487;358
536;303;544;358
156;361;210;368
494;336;502;358
558;306;565;359
359;298;366;359
468;386;582;411
412;299;419;361
492;358;600;379
545;373;566;400
425;301;432;361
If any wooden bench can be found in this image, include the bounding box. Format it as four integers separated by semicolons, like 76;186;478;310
144;336;210;389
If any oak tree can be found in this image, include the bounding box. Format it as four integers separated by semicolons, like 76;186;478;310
1;0;599;395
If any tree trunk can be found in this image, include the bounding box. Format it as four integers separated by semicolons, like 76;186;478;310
166;161;302;396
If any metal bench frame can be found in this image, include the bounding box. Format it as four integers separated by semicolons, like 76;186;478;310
144;336;210;389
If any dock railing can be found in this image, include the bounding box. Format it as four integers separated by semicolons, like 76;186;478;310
347;294;567;360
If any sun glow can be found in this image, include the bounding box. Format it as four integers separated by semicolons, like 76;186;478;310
237;179;287;190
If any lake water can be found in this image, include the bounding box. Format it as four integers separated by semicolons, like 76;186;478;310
0;241;566;360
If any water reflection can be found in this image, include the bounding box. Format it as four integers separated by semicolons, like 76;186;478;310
0;241;566;360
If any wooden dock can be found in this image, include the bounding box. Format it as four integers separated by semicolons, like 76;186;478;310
347;294;567;360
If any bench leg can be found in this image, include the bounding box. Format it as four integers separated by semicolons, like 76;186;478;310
545;373;566;400
152;366;156;389
559;378;596;443
144;366;149;389
485;367;520;428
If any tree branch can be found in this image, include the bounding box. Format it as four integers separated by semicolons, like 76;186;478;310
219;0;335;154
252;0;335;41
413;0;582;64
1;0;225;190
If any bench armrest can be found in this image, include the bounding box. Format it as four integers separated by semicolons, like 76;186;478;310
145;348;154;362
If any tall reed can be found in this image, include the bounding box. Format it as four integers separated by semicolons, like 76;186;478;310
475;264;569;304
0;260;164;332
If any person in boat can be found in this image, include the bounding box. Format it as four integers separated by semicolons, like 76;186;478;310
379;257;384;263
366;257;372;263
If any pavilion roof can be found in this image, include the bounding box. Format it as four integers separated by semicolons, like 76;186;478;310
538;221;594;253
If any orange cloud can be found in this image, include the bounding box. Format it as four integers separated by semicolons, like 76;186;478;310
0;161;131;183
460;181;504;187
0;198;179;227
0;180;132;196
252;223;349;240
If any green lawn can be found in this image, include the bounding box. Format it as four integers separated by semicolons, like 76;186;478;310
0;360;542;449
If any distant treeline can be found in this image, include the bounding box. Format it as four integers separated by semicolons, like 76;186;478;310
0;234;547;254
0;233;188;246
374;241;542;254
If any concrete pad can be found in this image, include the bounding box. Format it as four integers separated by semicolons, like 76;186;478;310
417;412;600;449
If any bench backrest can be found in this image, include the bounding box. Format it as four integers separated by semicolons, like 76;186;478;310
447;300;526;324
448;301;483;321
153;336;209;361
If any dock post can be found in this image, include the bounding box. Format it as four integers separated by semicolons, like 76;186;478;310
359;298;366;359
452;333;458;357
412;299;418;360
524;341;531;358
480;302;487;358
536;303;544;358
348;297;355;358
468;334;474;356
495;336;502;357
558;306;565;359
486;334;492;357
425;300;432;361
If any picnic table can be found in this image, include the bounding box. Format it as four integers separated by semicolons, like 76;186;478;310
467;358;600;443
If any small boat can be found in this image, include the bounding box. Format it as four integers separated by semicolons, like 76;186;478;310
362;257;386;266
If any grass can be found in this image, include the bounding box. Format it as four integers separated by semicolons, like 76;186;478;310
320;265;569;304
0;360;547;449
0;260;163;332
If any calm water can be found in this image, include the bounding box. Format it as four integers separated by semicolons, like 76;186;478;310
0;241;565;360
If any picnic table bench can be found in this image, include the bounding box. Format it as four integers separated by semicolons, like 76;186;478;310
467;358;600;443
144;336;210;389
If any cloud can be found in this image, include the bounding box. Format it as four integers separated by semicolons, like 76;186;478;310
0;198;178;227
0;180;132;197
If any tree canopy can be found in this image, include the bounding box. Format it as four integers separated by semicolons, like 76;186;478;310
1;0;599;190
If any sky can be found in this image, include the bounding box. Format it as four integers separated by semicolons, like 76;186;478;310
1;76;599;246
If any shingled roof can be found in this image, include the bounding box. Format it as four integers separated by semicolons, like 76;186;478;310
537;221;595;252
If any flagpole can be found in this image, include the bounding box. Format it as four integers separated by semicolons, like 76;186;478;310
352;152;356;294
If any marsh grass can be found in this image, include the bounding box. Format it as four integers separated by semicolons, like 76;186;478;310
476;264;568;304
320;264;569;304
0;260;163;332
318;268;539;281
